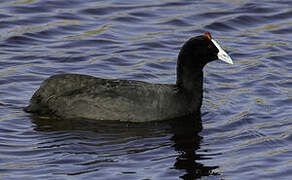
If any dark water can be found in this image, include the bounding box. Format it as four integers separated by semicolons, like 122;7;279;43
0;0;291;179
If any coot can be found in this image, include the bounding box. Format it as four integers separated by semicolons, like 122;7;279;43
24;32;233;122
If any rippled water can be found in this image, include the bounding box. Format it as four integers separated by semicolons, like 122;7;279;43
0;0;291;179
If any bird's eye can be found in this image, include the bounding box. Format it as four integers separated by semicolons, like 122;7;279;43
208;44;213;49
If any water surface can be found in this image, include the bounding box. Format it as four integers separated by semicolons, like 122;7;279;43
0;0;291;179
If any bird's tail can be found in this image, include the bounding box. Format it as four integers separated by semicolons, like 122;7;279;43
23;104;37;113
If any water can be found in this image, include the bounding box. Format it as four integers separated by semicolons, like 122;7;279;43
0;0;291;179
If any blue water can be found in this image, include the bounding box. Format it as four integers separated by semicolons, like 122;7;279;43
0;0;291;179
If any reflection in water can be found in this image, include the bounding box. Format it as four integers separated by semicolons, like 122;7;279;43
31;112;218;179
169;113;219;179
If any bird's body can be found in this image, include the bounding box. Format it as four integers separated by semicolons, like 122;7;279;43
26;73;202;122
24;32;233;122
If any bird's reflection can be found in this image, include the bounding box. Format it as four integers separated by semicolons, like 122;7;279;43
30;112;219;179
168;112;219;179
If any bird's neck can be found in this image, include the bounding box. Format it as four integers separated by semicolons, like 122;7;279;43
176;54;204;94
175;58;204;112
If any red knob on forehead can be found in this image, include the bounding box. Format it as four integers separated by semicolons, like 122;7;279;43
204;32;212;40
